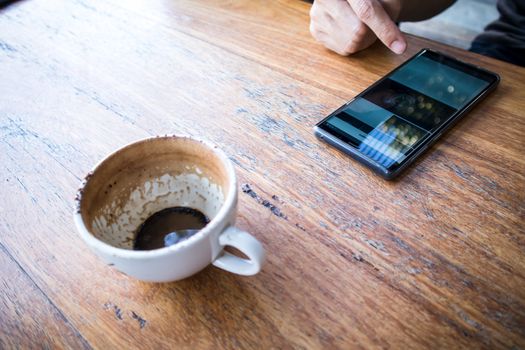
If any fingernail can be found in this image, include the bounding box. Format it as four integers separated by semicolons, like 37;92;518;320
391;40;406;54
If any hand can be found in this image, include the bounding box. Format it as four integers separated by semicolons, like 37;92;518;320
309;0;407;56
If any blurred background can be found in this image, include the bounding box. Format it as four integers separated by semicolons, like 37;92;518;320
400;0;499;49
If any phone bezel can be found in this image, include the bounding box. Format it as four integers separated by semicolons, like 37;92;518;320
315;48;500;179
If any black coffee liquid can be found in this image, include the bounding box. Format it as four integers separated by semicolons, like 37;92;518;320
133;207;209;250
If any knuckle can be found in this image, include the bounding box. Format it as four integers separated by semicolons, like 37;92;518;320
343;41;358;55
331;9;344;22
354;0;375;21
353;22;368;38
309;23;326;41
341;43;355;55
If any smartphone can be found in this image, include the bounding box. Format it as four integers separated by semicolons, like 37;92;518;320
314;48;500;180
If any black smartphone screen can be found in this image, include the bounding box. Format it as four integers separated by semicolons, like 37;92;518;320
316;49;499;178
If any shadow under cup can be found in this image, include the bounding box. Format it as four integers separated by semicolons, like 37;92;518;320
77;136;233;251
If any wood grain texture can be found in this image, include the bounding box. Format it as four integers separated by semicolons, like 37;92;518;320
0;244;91;349
0;0;523;349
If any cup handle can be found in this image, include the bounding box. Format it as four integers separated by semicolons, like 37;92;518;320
212;226;266;276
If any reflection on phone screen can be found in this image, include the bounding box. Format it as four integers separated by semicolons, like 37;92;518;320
321;53;492;169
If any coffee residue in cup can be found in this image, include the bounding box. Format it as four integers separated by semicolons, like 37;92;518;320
133;207;209;250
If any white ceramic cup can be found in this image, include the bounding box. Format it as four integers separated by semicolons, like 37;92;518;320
74;135;265;282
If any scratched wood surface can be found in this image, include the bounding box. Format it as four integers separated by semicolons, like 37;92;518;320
0;0;524;349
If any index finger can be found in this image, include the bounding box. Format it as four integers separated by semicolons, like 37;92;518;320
347;0;406;54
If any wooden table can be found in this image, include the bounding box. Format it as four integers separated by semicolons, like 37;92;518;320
1;0;524;348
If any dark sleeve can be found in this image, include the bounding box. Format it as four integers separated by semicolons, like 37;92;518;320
470;0;525;66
